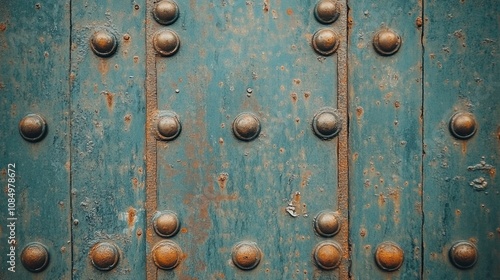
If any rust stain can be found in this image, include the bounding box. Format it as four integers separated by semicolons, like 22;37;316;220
378;193;386;206
217;173;229;189
293;78;301;85
180;228;188;234
304;91;310;99
98;60;109;75
124;113;132;124
300;170;312;187
416;17;423;27
64;161;70;172
0;23;6;31
290;92;298;103
286;8;293;16
394;101;400;108
356;106;363;118
132;177;138;189
263;0;269;12
360;228;367;237
455;209;461;216
127;207;137;227
105;92;114;110
133;56;139;63
136;229;143;237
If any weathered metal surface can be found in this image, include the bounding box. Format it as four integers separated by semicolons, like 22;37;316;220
148;0;348;278
422;0;500;278
70;0;146;279
0;1;72;279
348;0;423;279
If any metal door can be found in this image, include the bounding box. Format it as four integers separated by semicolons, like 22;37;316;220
0;1;498;279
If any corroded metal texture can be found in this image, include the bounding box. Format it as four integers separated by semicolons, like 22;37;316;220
151;240;182;270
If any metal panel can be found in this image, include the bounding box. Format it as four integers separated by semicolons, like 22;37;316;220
348;0;423;278
70;0;147;278
146;0;348;278
0;1;72;279
422;0;500;279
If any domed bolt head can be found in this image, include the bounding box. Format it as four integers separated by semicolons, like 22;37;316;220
373;29;401;56
153;211;180;238
155;111;181;141
313;241;342;270
231;241;262;270
375;241;404;271
312;108;342;140
153;0;179;25
89;242;120;271
21;242;50;272
314;0;340;24
449;241;478;269
232;113;261;141
19;114;47;142
152;241;182;270
314;211;341;237
449;112;477;139
312;29;339;56
153;30;180;56
90;30;118;57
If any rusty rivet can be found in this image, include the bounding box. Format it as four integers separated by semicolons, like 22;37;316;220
312;108;342;140
449;112;477;139
313;241;342;270
373;29;401;56
314;0;340;24
153;211;180;238
153;0;179;25
21;242;49;272
89;242;120;271
90;30;118;57
449;241;478;269
152;240;182;270
312;29;339;56
232;113;261;141
232;241;262;270
314;211;341;237
375;241;404;271
19;114;47;142
155;111;181;141
153;29;180;56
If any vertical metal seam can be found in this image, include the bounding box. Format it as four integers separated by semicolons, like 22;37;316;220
145;0;158;278
338;0;349;278
68;0;74;277
420;0;425;278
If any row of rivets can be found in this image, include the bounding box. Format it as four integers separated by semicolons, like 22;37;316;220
155;109;341;142
312;1;340;56
153;0;179;25
152;1;181;56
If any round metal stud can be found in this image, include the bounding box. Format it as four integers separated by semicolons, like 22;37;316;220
90;30;118;57
19;114;47;142
156;111;181;141
449;112;477;139
232;113;261;141
314;0;340;24
153;0;179;25
314;211;341;237
313;241;342;270
152;240;182;270
312;29;339;56
153;211;180;238
231;241;262;270
153;29;180;56
375;241;404;272
89;242;120;271
312;108;342;140
449;241;478;269
21;242;49;272
373;29;401;56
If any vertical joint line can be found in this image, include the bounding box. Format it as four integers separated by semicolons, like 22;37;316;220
420;0;425;278
68;0;74;275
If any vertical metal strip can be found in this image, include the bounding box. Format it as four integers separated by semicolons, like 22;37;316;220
145;0;158;279
337;1;349;278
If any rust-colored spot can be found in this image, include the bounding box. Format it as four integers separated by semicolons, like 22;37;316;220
0;23;6;31
217;173;229;189
279;147;285;153
356;106;363;118
290;92;298;103
378;193;386;205
133;56;139;63
394;101;400;108
455;209;461;216
134;4;140;10
123;34;130;41
35;3;41;9
490;168;496;178
353;152;359;162
128;207;137;227
218;138;224;145
286;8;293;15
304;92;310;99
106;92;114;109
263;0;269;12
293;78;301;85
416;17;423;27
348;16;354;29
360;228;366;237
132;177;138;189
136;228;143;236
180;228;188;234
98;60;109;75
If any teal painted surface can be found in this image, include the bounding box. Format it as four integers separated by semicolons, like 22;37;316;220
422;0;500;279
348;0;423;278
0;1;72;279
70;0;146;279
154;0;345;278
